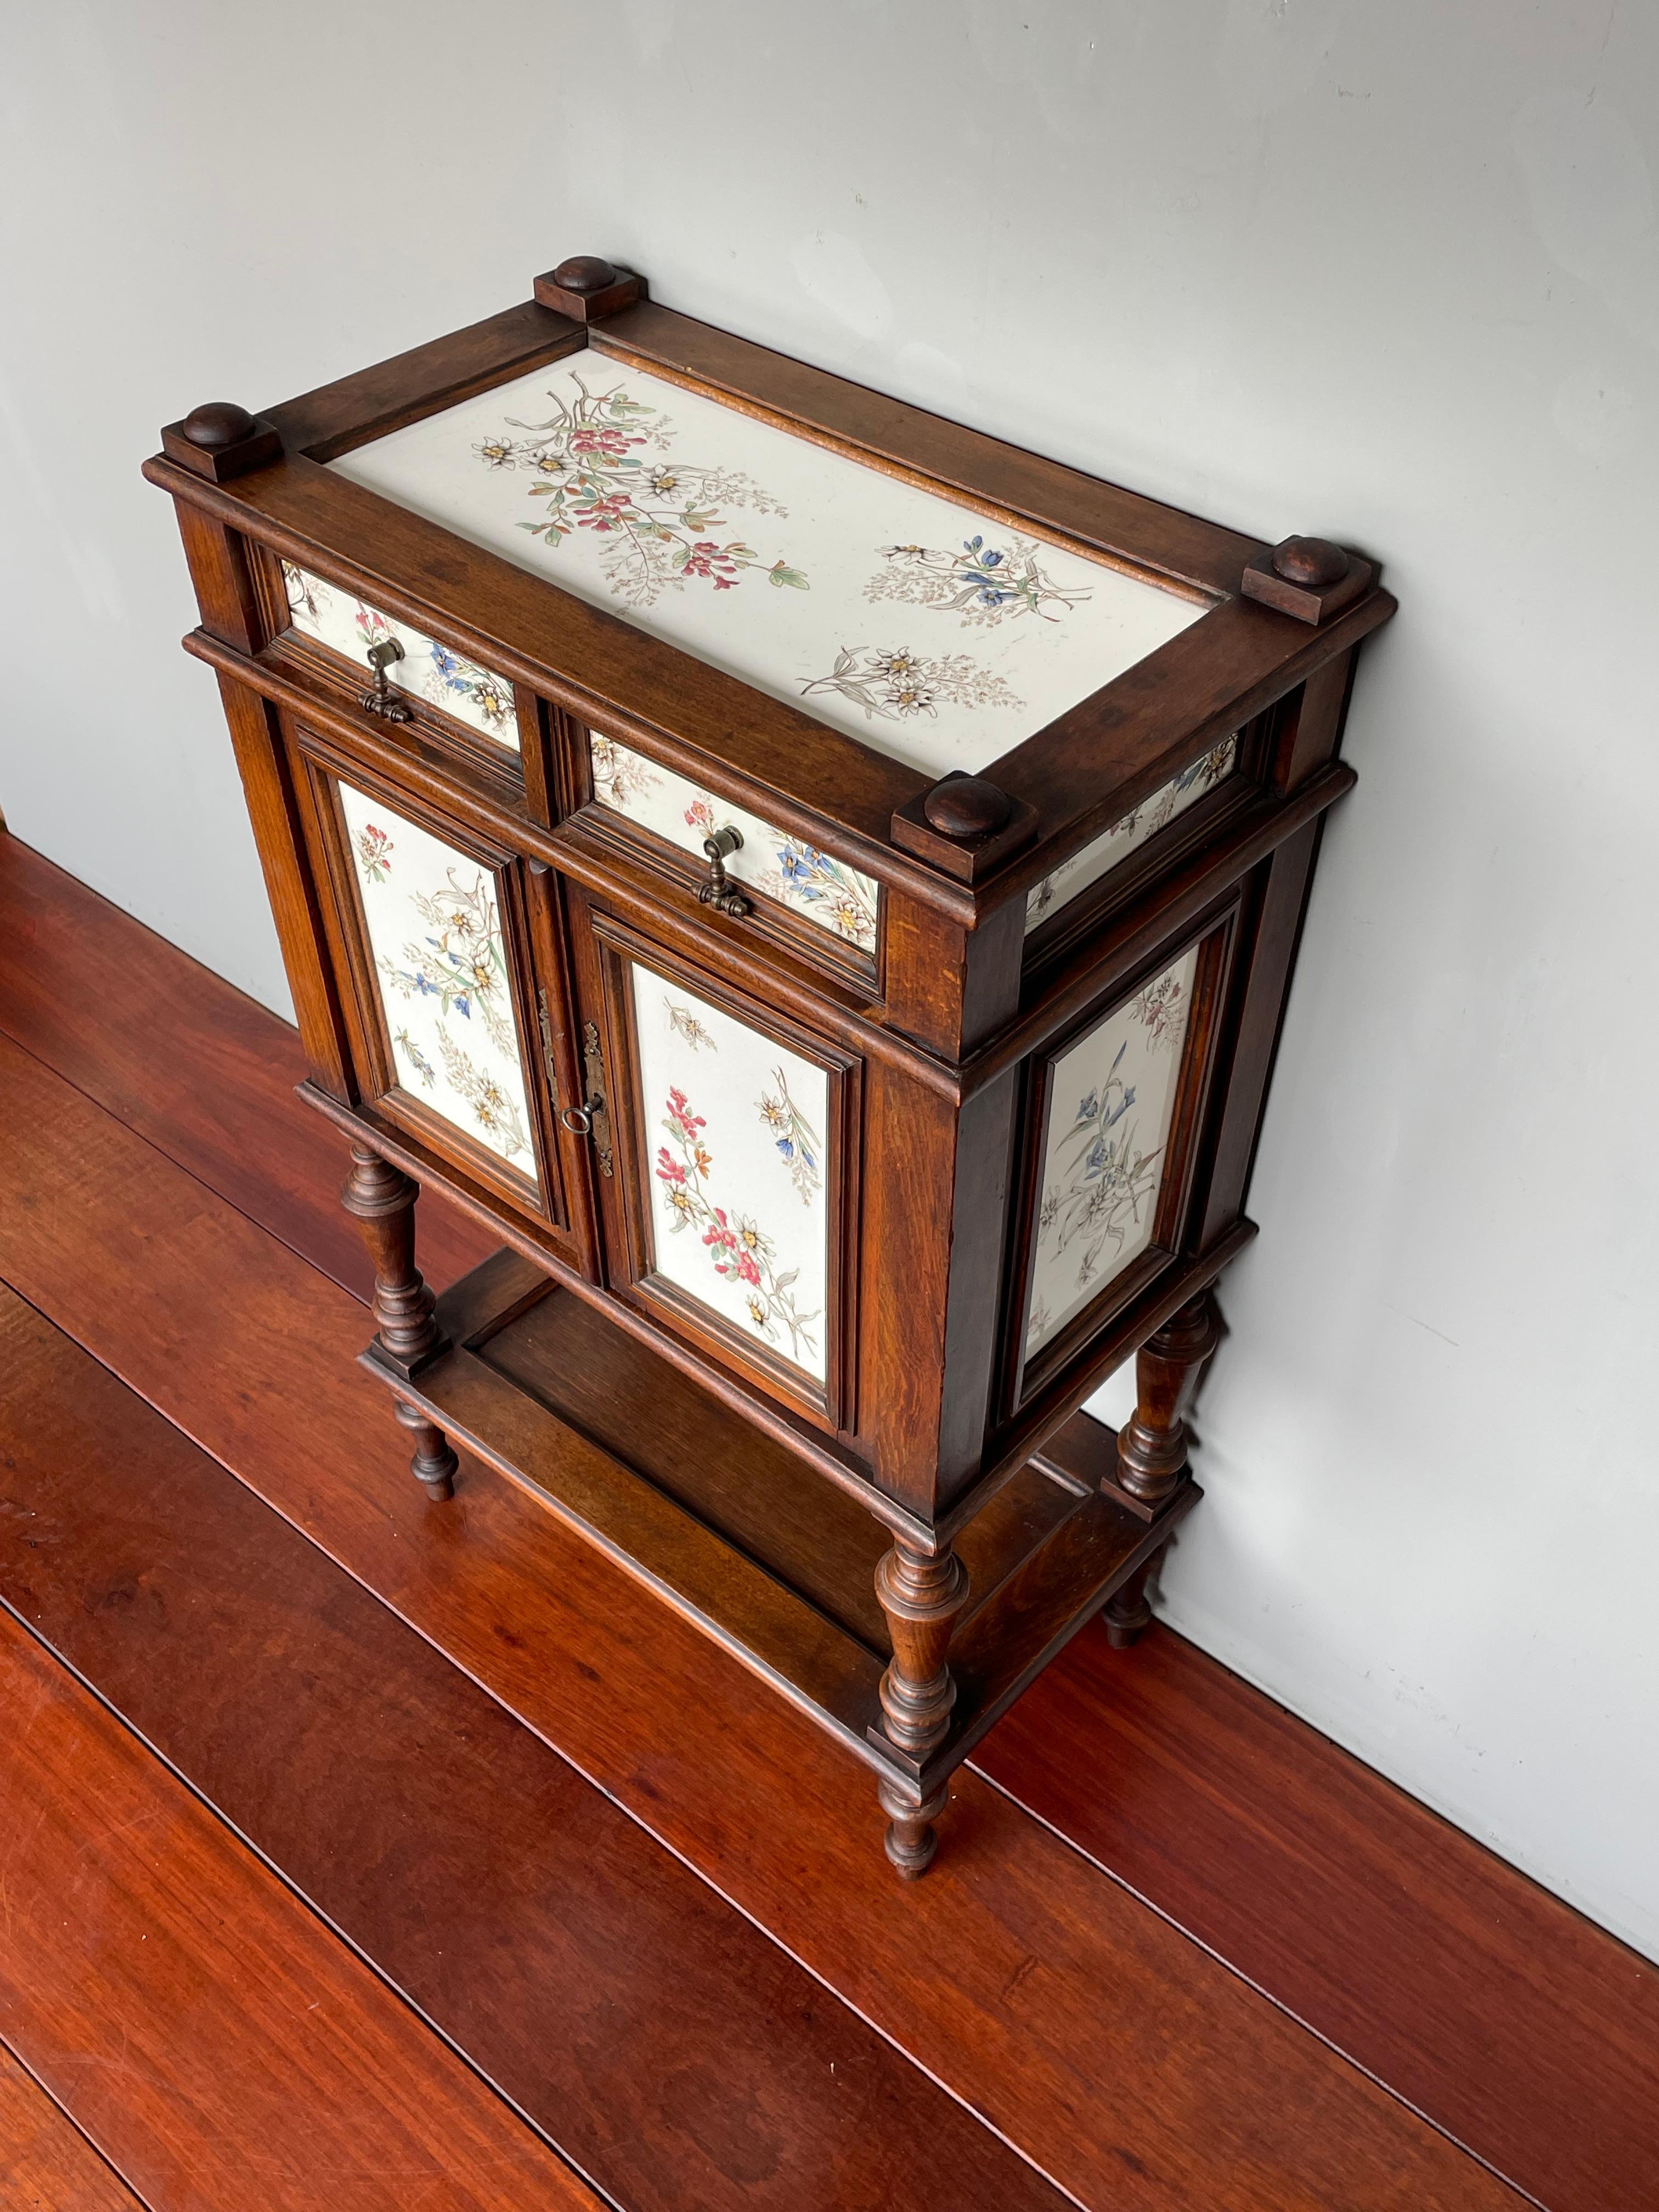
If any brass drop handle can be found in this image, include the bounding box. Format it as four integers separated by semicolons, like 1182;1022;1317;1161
362;637;413;723
697;825;752;918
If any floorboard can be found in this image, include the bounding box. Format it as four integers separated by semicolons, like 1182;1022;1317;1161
0;1026;1527;2212
0;835;493;1300
0;2043;147;2212
3;834;1652;2210
977;1617;1659;2212
0;1605;601;2212
0;1281;1069;2212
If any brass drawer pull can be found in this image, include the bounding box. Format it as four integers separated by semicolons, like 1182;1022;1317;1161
698;825;752;919
580;1022;614;1177
362;637;413;723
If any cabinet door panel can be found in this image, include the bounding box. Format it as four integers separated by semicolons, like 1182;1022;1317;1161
573;895;859;1430
631;964;830;1386
336;782;539;1179
1009;902;1239;1408
1023;941;1198;1357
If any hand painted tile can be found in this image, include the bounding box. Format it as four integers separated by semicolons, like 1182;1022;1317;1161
590;734;879;955
1025;735;1238;935
1024;944;1198;1358
338;783;537;1180
282;561;519;752
330;358;1204;781
630;967;829;1385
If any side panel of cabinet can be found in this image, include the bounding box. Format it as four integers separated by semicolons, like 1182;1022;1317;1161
1002;895;1242;1414
283;710;586;1259
565;884;862;1436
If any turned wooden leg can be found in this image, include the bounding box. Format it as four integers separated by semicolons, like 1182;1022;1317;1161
394;1398;459;1503
340;1144;446;1367
1115;1289;1221;1509
1102;1554;1158;1648
873;1539;969;1877
877;1774;950;1882
341;1145;456;1499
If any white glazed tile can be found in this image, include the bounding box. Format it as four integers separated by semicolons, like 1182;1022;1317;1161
1025;735;1238;935
631;967;829;1384
590;733;879;955
283;561;519;752
1024;944;1198;1357
330;358;1204;780
338;783;537;1179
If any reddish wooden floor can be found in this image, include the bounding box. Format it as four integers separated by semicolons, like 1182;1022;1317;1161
0;828;1653;2211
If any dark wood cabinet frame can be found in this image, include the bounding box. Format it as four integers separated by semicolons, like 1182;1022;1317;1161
146;258;1393;1876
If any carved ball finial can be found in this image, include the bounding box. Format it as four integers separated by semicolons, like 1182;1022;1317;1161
1271;535;1349;589
922;775;1014;840
552;255;618;295
182;401;257;450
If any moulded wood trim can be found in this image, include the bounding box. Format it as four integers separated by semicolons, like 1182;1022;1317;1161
181;629;968;1096
963;760;1357;1096
266;299;589;458
592;301;1263;595
375;1335;893;1771
984;585;1394;861
144;453;930;860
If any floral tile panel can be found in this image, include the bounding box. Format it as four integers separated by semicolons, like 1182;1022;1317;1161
1025;735;1238;935
330;357;1204;781
590;734;879;956
282;561;519;752
339;783;537;1180
1025;944;1198;1359
631;967;829;1386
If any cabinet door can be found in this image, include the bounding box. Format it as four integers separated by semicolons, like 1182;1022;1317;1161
292;720;572;1237
568;889;859;1430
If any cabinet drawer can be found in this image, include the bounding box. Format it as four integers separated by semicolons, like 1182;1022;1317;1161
281;560;521;755
586;732;880;963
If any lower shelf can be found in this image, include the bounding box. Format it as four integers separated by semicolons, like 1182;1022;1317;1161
376;1248;1195;1795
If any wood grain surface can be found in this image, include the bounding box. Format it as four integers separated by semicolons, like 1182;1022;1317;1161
0;2044;146;2212
0;1604;601;2212
0;1283;1069;2212
979;1616;1659;2212
0;1024;1528;2212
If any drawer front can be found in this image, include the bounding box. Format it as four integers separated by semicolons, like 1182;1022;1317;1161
589;733;879;958
336;781;543;1189
1025;733;1237;934
283;561;520;753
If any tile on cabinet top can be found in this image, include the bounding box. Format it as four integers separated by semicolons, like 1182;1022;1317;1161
331;357;1204;781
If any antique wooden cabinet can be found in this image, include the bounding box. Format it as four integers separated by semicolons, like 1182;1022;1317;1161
146;256;1393;1875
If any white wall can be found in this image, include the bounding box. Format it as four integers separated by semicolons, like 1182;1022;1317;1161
3;3;1655;1956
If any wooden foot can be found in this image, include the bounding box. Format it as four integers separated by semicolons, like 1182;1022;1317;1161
878;1773;948;1881
1103;1555;1157;1648
873;1539;970;1760
1115;1290;1221;1508
394;1398;459;1502
340;1144;446;1373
